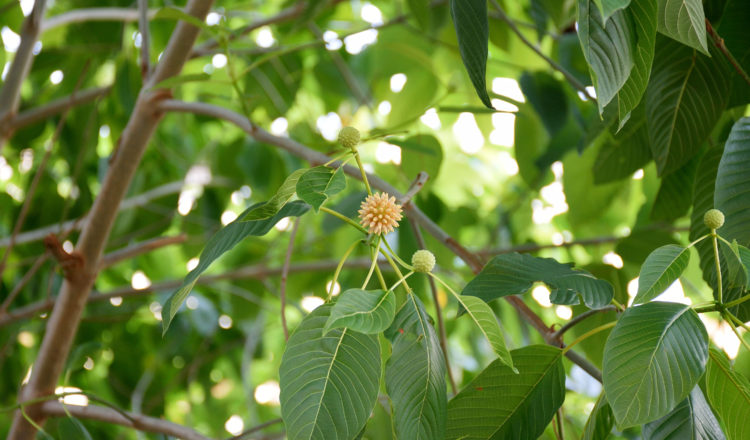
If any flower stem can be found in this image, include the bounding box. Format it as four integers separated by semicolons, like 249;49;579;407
327;239;361;301
361;237;381;289
319;206;368;234
712;230;723;304
561;322;617;355
379;245;412;294
381;237;414;270
353;150;372;196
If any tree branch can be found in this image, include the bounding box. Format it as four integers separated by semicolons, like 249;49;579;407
98;234;187;269
0;0;48;151
39;401;210;440
157;99;603;382
41;8;158;32
705;18;750;87
138;0;152;78
8;1;215;437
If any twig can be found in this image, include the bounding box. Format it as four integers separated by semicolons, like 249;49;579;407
7;1;216;437
705;18;750;87
398;172;430;206
408;219;457;395
488;0;595;102
0;258;393;327
41;8;158;32
2;86;112;138
157;99;604;382
228;418;283;440
280;218;301;341
99;234;187;269
38;401;209;440
0;254;49;315
138;0;151;79
0;0;48;151
550;306;617;341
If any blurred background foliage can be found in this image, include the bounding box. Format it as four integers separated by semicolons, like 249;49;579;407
1;0;749;438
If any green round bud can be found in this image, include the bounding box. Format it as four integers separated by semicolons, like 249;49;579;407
704;209;725;230
412;250;436;273
338;126;360;149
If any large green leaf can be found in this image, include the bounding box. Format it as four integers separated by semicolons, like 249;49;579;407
634;245;691;304
717;0;750;106
578;0;635;111
296;166;346;212
385;296;446;440
603;302;709;427
610;0;657;126
162;201;309;333
519;71;568;136
279;304;380;440
705;349;750;440
656;0;708;54
583;394;615;440
645;37;730;175
715;118;750;247
594;0;632;23
593;105;652;183
454;294;515;370
462;253;614;309
445;345;565;440
642;386;725;440
241;168;307;221
651;153;699;221
450;0;492;107
324;288;397;334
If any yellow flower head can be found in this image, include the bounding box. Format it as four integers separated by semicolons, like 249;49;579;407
358;192;403;235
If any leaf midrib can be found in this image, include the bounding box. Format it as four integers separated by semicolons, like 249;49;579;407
308;328;347;440
663;51;697;169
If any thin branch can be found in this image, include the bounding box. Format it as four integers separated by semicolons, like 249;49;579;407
3;86;112;137
38;401;209;440
705;18;750;87
0;258;393;327
280;218;301;341
409;219;457;395
550;306;617;341
0;254;49;315
8;1;215;437
41;8;158;32
488;0;595;102
98;234;187;269
228;418;283;440
398;171;430;206
138;0;151;78
157;99;603;382
0;0;48;151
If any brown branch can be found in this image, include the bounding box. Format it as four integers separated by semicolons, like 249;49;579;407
7;1;216;437
41;8;158;32
0;0;48;151
157;99;603;382
99;234;187;270
227;418;283;440
38;401;210;440
280;218;301;341
0;258;392;327
705;18;750;87
398;171;430;206
138;0;151;79
550;305;617;341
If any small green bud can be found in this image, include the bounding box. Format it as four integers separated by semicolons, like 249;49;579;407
338;126;360;149
412;250;436;273
704;209;725;230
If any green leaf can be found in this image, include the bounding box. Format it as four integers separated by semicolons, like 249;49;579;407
593;106;651;183
385;295;446;440
295;166;346;213
445;345;565;439
705;349;750;440
578;0;635;111
519;71;568;135
651;154;699;221
717;0;750;106
162;201;309;334
715;117;750;247
324;289;397;334
462;253;615;309
57;418;93;440
633;245;691;304
583;394;615;440
241;168;307;221
723;240;749;289
280;304;380;440
389;134;444;184
610;0;657;128
646;36;730;175
450;0;492;108
594;0;632;23
455;294;515;371
603;302;709;427
656;0;708;54
642;386;725;440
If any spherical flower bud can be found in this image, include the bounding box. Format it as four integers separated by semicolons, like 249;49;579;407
704;209;725;230
358;192;403;235
338;126;360;149
412;250;436;273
